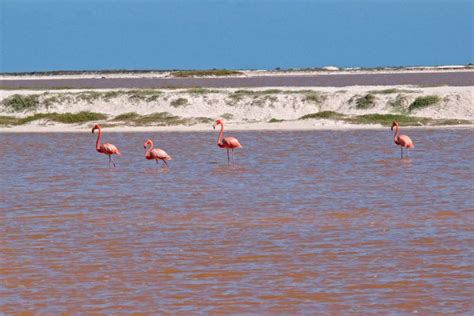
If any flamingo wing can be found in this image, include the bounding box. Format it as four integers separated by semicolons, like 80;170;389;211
151;148;172;160
222;136;242;149
102;143;121;155
398;135;414;148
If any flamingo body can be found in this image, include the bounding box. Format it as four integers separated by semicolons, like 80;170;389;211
98;143;121;155
220;136;242;149
92;124;121;167
144;139;171;167
146;148;171;161
394;135;414;149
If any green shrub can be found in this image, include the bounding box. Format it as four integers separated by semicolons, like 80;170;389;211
170;98;189;107
408;95;441;112
2;94;40;111
355;94;376;109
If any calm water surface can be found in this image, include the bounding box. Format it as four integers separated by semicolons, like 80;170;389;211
1;129;473;314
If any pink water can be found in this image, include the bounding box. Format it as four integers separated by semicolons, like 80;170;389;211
1;129;473;313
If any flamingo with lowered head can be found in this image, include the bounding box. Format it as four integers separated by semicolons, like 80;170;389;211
391;121;414;158
144;139;172;167
92;124;121;167
213;118;242;164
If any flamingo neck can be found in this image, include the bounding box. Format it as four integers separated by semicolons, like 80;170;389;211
393;125;399;141
145;141;154;157
95;127;101;151
217;124;225;147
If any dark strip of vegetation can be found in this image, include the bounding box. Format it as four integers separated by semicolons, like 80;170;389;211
368;88;417;94
171;70;243;77
1;90;164;111
0;111;107;126
408;95;441;112
184;88;221;94
2;94;40;111
299;111;346;120
269;118;284;123
355;94;376;109
170;98;189;107
298;112;471;126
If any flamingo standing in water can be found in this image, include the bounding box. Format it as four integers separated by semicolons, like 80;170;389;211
391;121;414;158
144;139;172;167
213;118;242;163
92;124;121;167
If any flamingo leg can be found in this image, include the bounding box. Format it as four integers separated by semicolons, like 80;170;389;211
111;156;116;167
163;160;169;168
227;149;230;164
400;147;403;159
406;148;410;157
232;149;235;164
108;155;111;167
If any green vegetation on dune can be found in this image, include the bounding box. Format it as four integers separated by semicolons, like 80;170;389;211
388;94;410;112
112;112;212;126
226;89;325;107
171;69;243;77
111;112;140;121
299;111;346;120
0;115;19;125
303;92;326;104
269;118;284;123
354;94;376;109
170;97;189;107
408;95;441;112
298;112;471;126
368;88;417;94
220;113;234;120
126;89;162;102
1;90;165;112
0;111;107;126
184;88;220;94
2;94;40;111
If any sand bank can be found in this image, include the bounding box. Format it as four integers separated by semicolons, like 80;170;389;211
0;84;472;132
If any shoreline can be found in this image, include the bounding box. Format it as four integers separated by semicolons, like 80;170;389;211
1;69;473;89
1;67;473;81
1;121;473;133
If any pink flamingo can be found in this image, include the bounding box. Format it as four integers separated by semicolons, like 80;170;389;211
391;121;414;158
213;118;242;163
92;124;121;167
144;139;172;167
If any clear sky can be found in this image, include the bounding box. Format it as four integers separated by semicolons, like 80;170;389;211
0;0;472;72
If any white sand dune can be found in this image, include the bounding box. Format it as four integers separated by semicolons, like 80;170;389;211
0;85;472;132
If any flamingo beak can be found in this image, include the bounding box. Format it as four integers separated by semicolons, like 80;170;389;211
143;145;146;149
91;128;95;133
212;124;215;130
391;126;393;131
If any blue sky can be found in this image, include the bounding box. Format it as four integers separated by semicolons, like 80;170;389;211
0;0;472;72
